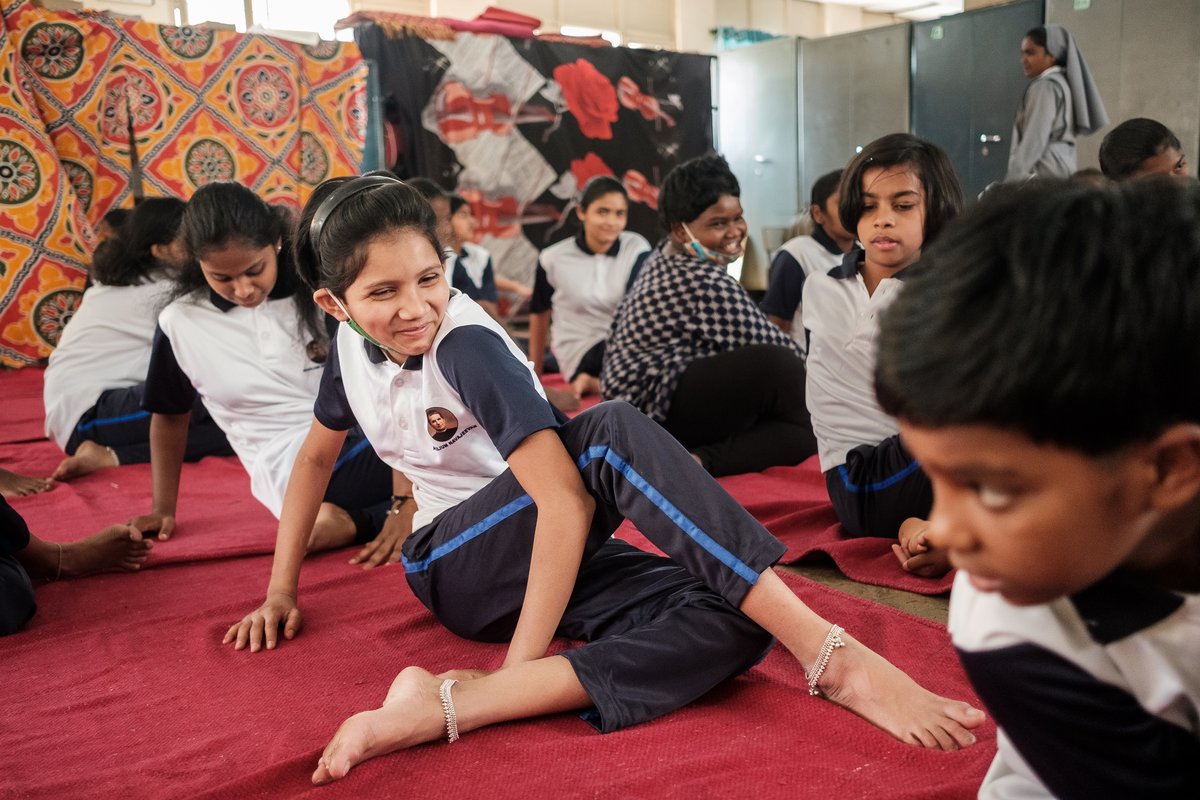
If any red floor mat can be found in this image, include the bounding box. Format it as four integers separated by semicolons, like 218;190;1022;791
0;365;46;444
1;555;993;799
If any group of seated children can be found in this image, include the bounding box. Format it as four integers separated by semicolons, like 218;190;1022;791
3;116;1196;797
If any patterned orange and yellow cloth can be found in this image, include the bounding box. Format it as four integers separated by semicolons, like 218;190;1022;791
0;0;366;367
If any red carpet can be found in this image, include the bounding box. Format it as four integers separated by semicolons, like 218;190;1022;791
0;366;46;443
2;556;993;799
5;366;991;797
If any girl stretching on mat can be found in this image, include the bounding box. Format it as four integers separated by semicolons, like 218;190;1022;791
45;197;232;482
130;183;410;568
226;174;984;783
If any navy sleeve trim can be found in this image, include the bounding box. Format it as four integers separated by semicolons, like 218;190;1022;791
760;251;804;318
959;642;1200;799
313;333;358;431
625;250;650;293
480;259;498;303
438;326;559;458
529;263;554;313
142;326;198;414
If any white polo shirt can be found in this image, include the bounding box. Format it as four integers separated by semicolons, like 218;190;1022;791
445;242;498;303
760;227;845;351
802;252;906;472
44;279;170;449
144;287;323;517
530;231;650;380
949;569;1200;798
315;291;561;530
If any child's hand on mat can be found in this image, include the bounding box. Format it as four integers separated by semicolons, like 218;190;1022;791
127;511;176;541
893;517;952;578
223;592;302;652
349;509;412;570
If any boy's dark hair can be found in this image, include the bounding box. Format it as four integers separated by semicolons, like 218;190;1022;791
295;172;443;299
407;176;447;202
448;193;469;215
580;175;626;209
838;133;964;246
658;154;739;229
876;177;1200;455
176;182;322;345
91;196;185;286
1099;118;1183;180
100;207;129;232
810;169;843;209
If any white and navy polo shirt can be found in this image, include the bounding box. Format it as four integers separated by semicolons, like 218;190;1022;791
143;285;324;517
44;279;170;449
445;242;498;304
530;230;650;381
760;226;845;354
314;291;563;531
949;569;1200;798
803;251;906;472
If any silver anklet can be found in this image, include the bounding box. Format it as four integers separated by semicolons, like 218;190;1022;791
806;624;845;696
439;678;460;743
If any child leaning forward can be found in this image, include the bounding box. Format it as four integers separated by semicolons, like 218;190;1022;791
224;174;984;784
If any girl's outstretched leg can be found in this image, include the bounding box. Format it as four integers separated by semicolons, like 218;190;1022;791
740;569;985;750
313;657;589;785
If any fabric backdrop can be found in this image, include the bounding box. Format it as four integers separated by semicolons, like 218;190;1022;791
355;22;714;285
0;0;366;367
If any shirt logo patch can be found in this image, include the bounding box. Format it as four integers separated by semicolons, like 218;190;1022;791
426;407;459;443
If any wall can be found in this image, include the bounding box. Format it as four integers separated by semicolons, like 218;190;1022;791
346;0;898;52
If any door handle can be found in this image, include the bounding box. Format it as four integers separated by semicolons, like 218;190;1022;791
979;134;1002;143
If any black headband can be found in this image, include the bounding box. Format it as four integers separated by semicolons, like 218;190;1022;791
307;174;404;256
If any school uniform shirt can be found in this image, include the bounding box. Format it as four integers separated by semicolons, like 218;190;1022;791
759;226;846;353
44;279;171;449
949;569;1200;799
530;231;650;382
603;243;800;424
1006;65;1075;181
444;242;498;304
314;291;562;531
142;285;322;518
803;251;905;472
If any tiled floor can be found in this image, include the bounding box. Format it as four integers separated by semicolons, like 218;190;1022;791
780;560;949;624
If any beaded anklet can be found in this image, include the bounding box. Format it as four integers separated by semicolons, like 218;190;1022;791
805;624;845;696
439;678;460;743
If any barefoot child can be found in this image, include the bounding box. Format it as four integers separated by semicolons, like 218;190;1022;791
802;134;964;577
45;197;232;482
528;176;650;398
132;184;407;567
876;177;1200;798
1;494;150;635
225;174;983;784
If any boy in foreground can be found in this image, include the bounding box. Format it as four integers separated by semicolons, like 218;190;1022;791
876;177;1200;798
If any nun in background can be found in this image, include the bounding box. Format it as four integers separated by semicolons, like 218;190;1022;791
1006;24;1109;181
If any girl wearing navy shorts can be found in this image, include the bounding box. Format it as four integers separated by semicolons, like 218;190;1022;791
225;175;983;784
44;197;230;483
131;184;406;567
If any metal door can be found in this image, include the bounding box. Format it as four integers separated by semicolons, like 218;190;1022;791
912;0;1044;199
800;24;910;204
718;37;799;289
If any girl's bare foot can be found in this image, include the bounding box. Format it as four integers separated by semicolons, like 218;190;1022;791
544;386;580;413
307;503;356;553
313;666;446;785
0;467;52;498
20;525;151;580
815;630;985;750
52;440;118;481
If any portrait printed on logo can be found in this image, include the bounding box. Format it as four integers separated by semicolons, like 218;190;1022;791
426;407;459;442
